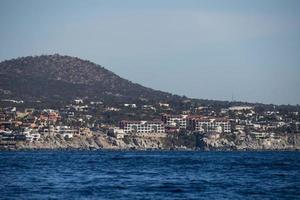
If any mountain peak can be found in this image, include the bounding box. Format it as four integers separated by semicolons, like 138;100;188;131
0;54;114;84
0;55;174;103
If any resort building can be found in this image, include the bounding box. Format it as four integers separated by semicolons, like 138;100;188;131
161;114;188;129
188;116;231;133
119;120;165;133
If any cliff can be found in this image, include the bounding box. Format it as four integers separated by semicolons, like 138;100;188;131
2;132;300;151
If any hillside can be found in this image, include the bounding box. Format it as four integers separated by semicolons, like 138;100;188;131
0;54;178;104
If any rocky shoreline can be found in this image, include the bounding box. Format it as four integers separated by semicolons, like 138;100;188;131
1;132;300;151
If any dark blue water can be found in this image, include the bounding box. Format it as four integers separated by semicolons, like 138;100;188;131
0;151;299;200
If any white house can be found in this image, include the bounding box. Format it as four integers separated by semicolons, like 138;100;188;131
54;126;76;138
108;127;125;139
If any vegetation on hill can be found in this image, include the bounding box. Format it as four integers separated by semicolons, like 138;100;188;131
0;54;178;103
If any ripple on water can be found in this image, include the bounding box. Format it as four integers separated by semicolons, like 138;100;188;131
0;151;299;200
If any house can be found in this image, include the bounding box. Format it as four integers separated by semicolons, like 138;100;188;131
74;99;84;104
31;132;41;141
54;126;76;138
22;128;41;142
221;108;229;114
182;110;191;115
79;127;93;136
108;127;125;139
229;106;254;111
105;107;121;112
0;130;14;141
90;101;103;105
142;105;156;111
124;104;137;108
2;99;24;104
250;131;269;139
72;105;89;112
39;125;55;136
159;103;169;107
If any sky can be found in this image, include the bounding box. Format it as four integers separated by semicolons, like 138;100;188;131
0;0;299;105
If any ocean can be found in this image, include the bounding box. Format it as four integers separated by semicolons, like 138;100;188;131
0;151;299;199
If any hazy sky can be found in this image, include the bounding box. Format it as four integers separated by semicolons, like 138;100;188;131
0;0;299;105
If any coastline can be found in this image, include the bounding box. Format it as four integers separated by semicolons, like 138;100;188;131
1;132;299;151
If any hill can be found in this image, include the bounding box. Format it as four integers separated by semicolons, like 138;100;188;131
0;54;179;104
